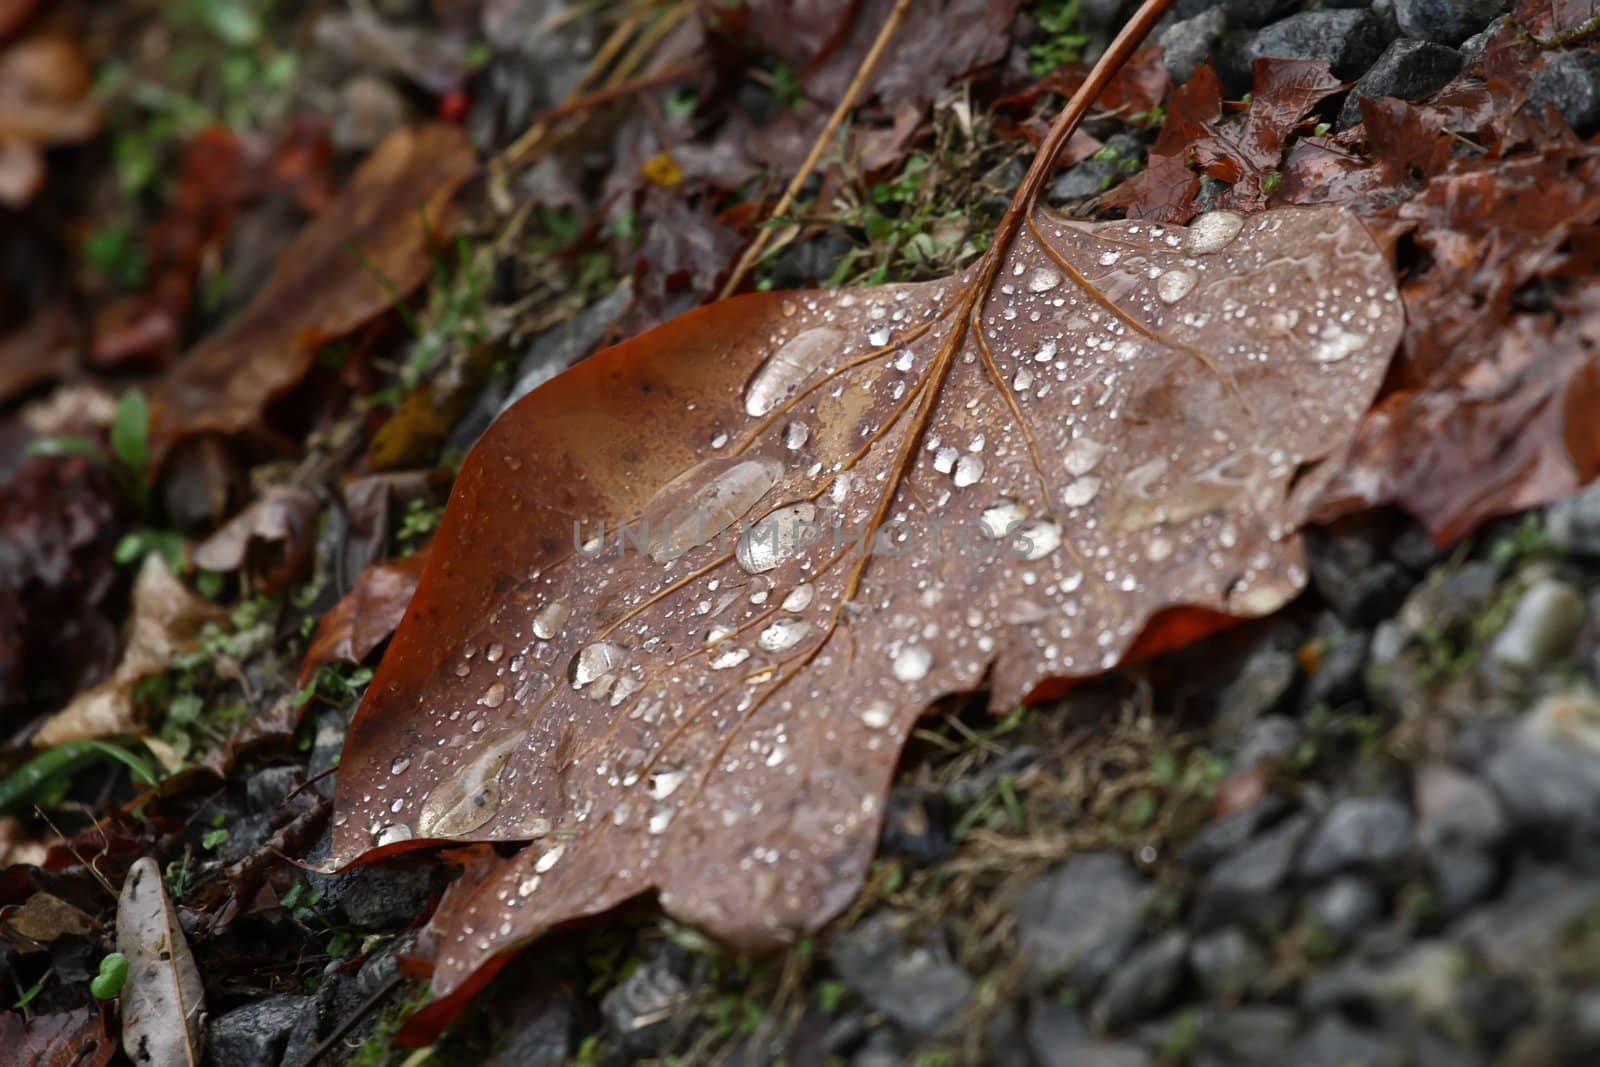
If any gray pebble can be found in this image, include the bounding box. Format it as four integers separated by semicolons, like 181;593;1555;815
1092;930;1190;1029
829;913;973;1037
1160;7;1231;85
1188;926;1267;999
1393;0;1509;45
1339;39;1464;127
1528;50;1600;135
1013;852;1153;992
1298;797;1413;879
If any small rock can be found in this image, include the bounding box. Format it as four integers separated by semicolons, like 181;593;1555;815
1484;690;1600;828
1393;0;1509;45
205;997;307;1067
245;766;302;813
1092;930;1190;1029
1248;9;1390;80
850;1028;909;1067
1457;861;1600;969
1486;578;1585;672
602;955;693;1058
1229;715;1301;773
1301;941;1468;1032
1049;135;1145;203
1215;648;1298;733
1195;812;1313;933
1425;844;1497;916
1459;973;1535;1045
1302;629;1369;711
1459;14;1510;62
1287;1014;1404;1067
482;985;573;1067
1304;875;1382;953
1527;50;1600;136
1545;480;1600;554
1025;1002;1153;1067
1200;1006;1298;1062
1306;524;1414;627
332;75;411;153
1188;927;1267;999
1298;797;1413;879
985;1004;1035;1067
1082;0;1139;33
1180;796;1290;870
308;854;441;930
1338;39;1464;127
1160;8;1231;84
1413;763;1507;849
1013;852;1153;992
829;913;973;1036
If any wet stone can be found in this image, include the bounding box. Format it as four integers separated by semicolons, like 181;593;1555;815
1215;648;1298;733
1306;525;1414;627
1199;1006;1299;1063
601;953;694;1058
1288;1014;1404;1067
1180;795;1291;870
1159;8;1230;85
1546;479;1600;555
1303;875;1382;953
768;232;853;290
1025;1002;1153;1067
1302;629;1370;711
1013;852;1153;992
1244;10;1390;78
1484;692;1600;828
1188;926;1267;999
1298;797;1413;879
1528;50;1600;136
850;1029;910;1067
307;853;443;930
245;765;302;813
828;913;973;1037
1195;812;1313;934
1049;135;1145;203
1457;861;1600;969
1486;578;1585;673
1300;941;1467;1027
1224;0;1295;25
204;996;308;1067
1393;0;1509;44
1229;715;1302;773
1413;762;1506;850
1339;39;1464;128
1092;930;1190;1030
1425;843;1496;916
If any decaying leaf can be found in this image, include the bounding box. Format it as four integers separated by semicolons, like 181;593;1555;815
0;1007;116;1067
152;123;476;455
34;554;225;746
1;889;99;949
191;484;320;594
0;27;100;206
117;855;205;1067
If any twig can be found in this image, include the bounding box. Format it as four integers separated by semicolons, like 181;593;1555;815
716;0;914;300
299;972;406;1066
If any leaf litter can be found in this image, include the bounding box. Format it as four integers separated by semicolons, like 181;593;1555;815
326;0;1403;1022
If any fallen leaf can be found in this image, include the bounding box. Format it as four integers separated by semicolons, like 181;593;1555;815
0;300;76;405
34;554;225;746
1100;62;1224;221
0;28;99;206
333;209;1400;1023
151;123;477;457
1;890;99;949
0;1008;116;1067
117;855;205;1067
190;485;321;594
299;544;430;687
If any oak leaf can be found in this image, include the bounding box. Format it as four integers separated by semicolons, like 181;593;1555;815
327;7;1402;1029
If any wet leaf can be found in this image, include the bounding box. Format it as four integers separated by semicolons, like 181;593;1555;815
325;5;1401;1029
116;856;205;1067
151;123;476;456
34;555;225;746
190;485;321;594
299;544;430;687
1;890;100;949
0;1008;116;1067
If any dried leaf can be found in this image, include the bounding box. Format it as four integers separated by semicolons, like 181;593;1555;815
1;890;99;949
34;555;225;746
152;123;476;454
331;201;1400;1019
0;1008;116;1067
191;485;321;594
117;856;205;1067
0;28;99;206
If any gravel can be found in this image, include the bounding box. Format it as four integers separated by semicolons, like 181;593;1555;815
1528;49;1600;135
1159;7;1231;84
1339;39;1464;127
204;997;307;1067
828;913;974;1037
1392;0;1509;45
1297;797;1413;879
1013;852;1154;992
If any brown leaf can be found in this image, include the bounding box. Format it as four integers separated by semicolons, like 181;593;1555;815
300;544;430;687
329;202;1400;1020
190;485;321;594
0;300;76;405
1101;63;1223;221
1;890;99;949
0;28;98;206
33;555;225;746
117;855;205;1067
152;123;476;455
0;1008;116;1067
